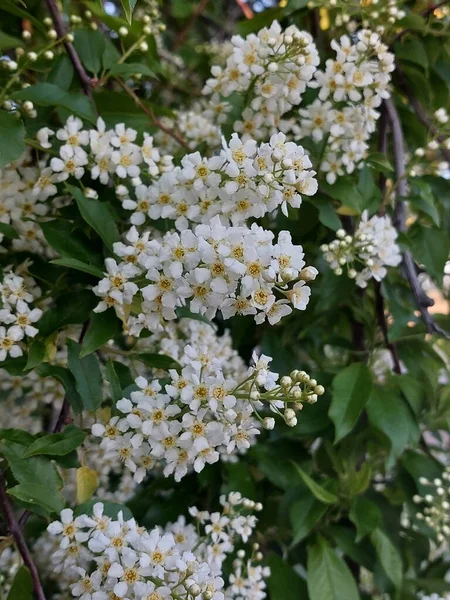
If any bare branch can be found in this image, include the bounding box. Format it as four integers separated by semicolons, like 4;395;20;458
384;97;449;338
374;282;402;374
0;472;47;600
234;0;254;19
44;0;94;101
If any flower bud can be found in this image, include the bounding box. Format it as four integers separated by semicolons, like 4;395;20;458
22;30;32;40
27;51;38;62
47;29;58;40
314;385;325;396
44;51;54;60
263;417;275;430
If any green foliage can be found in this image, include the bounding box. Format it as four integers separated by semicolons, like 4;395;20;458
6;567;32;600
0;111;25;168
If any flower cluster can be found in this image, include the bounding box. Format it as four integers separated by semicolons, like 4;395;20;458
93;217;318;332
46;493;269;600
35;116;174;190
203;20;319;141
92;347;323;482
321;212;401;287
414;470;450;545
118;131;317;227
0;271;42;361
0;152;51;255
297;30;395;183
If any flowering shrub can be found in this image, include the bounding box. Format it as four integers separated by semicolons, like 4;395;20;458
0;1;450;600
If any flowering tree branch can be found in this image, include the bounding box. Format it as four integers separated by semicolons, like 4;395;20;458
385;97;449;338
0;472;47;600
44;0;94;101
374;282;402;374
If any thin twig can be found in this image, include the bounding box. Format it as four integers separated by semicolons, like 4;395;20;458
234;0;254;19
0;472;47;600
116;78;190;150
173;0;210;51
44;0;94;101
384;97;449;338
374;282;402;374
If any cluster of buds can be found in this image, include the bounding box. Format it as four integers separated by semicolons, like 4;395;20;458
268;369;325;428
414;470;450;544
322;213;401;288
321;228;375;278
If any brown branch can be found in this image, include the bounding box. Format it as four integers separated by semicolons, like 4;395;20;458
374;282;402;374
116;78;190;150
0;472;47;600
384;97;449;338
44;0;94;101
234;0;254;19
173;0;210;51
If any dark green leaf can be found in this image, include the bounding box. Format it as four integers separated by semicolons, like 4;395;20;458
22;425;86;458
371;528;403;589
6;566;32;600
74;499;133;520
25;340;46;371
410;226;450;285
80;310;120;357
267;554;308;600
69;185;120;253
367;387;420;468
38;290;96;336
12;84;96;123
0;112;25;168
105;359;123;403
290;492;328;546
329;363;372;442
0;222;19;239
67;339;103;411
8;483;65;513
109;62;158;78
349;497;381;542
292;463;338;504
74;29;106;75
307;536;360;600
0;31;23;50
176;306;215;328
41;220;99;264
51;257;104;278
36;363;83;414
121;0;138;23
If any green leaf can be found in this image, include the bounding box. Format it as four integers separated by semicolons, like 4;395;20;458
8;483;65;513
290;492;328;546
134;352;181;372
0;31;24;50
1;442;65;514
366;387;420;468
80;310;120;357
329;363;372;442
25;340;46;370
41;220;100;264
105;359;123;403
366;152;394;173
22;425;86;458
67;339;103;411
108;62;158;78
321;179;366;214
307;536;360;600
409;226;450;285
0;430;35;445
6;566;32;600
73;28;105;75
38;290;96;336
121;0;138;24
51;257;104;278
370;528;403;589
0;112;25;168
47;54;74;91
0;222;19;239
349;497;381;542
12;84;96;123
0;1;46;31
69;185;120;253
267;554;308;600
36;363;83;414
292;463;338;504
396;38;429;69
